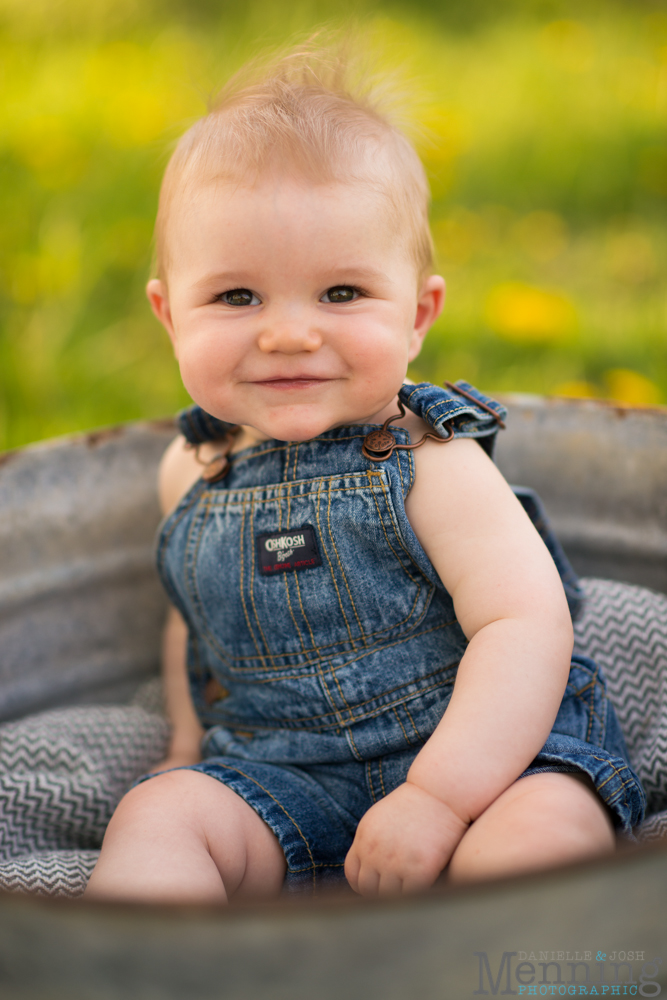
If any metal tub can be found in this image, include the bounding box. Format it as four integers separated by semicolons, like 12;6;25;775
0;394;665;999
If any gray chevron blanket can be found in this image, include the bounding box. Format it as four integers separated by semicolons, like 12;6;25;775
1;577;666;897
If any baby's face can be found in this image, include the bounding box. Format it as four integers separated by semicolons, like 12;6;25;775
148;174;444;441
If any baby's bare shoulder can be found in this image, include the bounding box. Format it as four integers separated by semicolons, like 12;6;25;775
158;436;199;516
158;435;225;516
407;434;505;518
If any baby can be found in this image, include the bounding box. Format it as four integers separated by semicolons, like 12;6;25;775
85;48;644;903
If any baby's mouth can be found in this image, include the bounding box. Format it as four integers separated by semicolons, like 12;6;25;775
252;377;331;390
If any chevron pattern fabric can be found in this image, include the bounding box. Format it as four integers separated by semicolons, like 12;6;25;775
0;580;666;897
573;578;667;819
0;687;168;896
0;850;101;898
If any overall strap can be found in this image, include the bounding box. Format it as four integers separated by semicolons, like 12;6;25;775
398;381;507;457
177;406;237;445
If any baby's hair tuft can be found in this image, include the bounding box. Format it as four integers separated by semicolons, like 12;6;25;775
154;33;433;281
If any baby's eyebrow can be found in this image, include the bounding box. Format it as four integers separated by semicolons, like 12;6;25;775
194;271;253;289
325;266;390;284
193;265;391;290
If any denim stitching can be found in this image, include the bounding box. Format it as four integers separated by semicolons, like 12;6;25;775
324;643;357;719
402;385;477;422
209;482;405;506
366;760;377;803
201;762;317;881
586;666;599;743
598;681;608;746
327;476;369;647
292;569;319;651
374;475;427;585
237;495;267;666
208;660;457;729
314;483;358;717
195;599;445;661
403;702;423;744
217;484;391;505
202;618;458;690
328;666;355;719
396;452;406;496
277;484;283;532
587;755;631;816
282;572;308;657
221;624;458;697
181;499;224;678
367;478;424;628
281;443;289;483
569;663;603;745
248;491;273;661
344;726;364;762
422;400;479;422
292;568;348;730
192;555;435;658
206;671;455;731
572;691;605;745
393;707;413;747
314;477;360;651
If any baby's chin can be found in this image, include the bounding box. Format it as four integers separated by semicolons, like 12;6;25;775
245;419;336;443
240;409;372;443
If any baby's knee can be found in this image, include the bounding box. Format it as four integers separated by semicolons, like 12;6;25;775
109;768;218;833
513;771;615;850
448;772;615;883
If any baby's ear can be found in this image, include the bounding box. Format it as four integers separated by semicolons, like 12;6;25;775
409;275;446;361
146;279;177;351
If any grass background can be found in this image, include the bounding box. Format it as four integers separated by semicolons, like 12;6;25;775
1;0;666;449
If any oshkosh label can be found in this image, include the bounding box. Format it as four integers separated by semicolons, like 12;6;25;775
256;525;321;575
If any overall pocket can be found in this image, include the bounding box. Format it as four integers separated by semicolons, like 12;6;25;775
184;470;435;679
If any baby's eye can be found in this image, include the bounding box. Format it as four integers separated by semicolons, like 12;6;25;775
321;286;359;304
217;288;260;307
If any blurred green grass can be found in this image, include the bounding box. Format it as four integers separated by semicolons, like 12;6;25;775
1;0;666;449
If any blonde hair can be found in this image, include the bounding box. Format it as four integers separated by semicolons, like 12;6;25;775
154;40;433;281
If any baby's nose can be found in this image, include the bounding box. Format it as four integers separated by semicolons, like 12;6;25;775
257;323;322;354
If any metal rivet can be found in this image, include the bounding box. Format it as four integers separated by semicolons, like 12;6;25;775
362;428;397;461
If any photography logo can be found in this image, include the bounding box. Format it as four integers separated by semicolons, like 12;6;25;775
473;950;662;996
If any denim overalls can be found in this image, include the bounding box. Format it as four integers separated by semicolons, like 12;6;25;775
152;381;645;890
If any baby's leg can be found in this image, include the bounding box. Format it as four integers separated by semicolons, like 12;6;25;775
448;772;615;883
84;770;286;903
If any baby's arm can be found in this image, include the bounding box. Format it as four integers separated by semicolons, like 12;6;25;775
152;605;204;771
345;437;574;894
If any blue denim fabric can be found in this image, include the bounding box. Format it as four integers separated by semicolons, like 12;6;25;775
151;381;645;888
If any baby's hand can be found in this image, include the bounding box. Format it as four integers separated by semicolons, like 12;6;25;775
344;781;469;897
